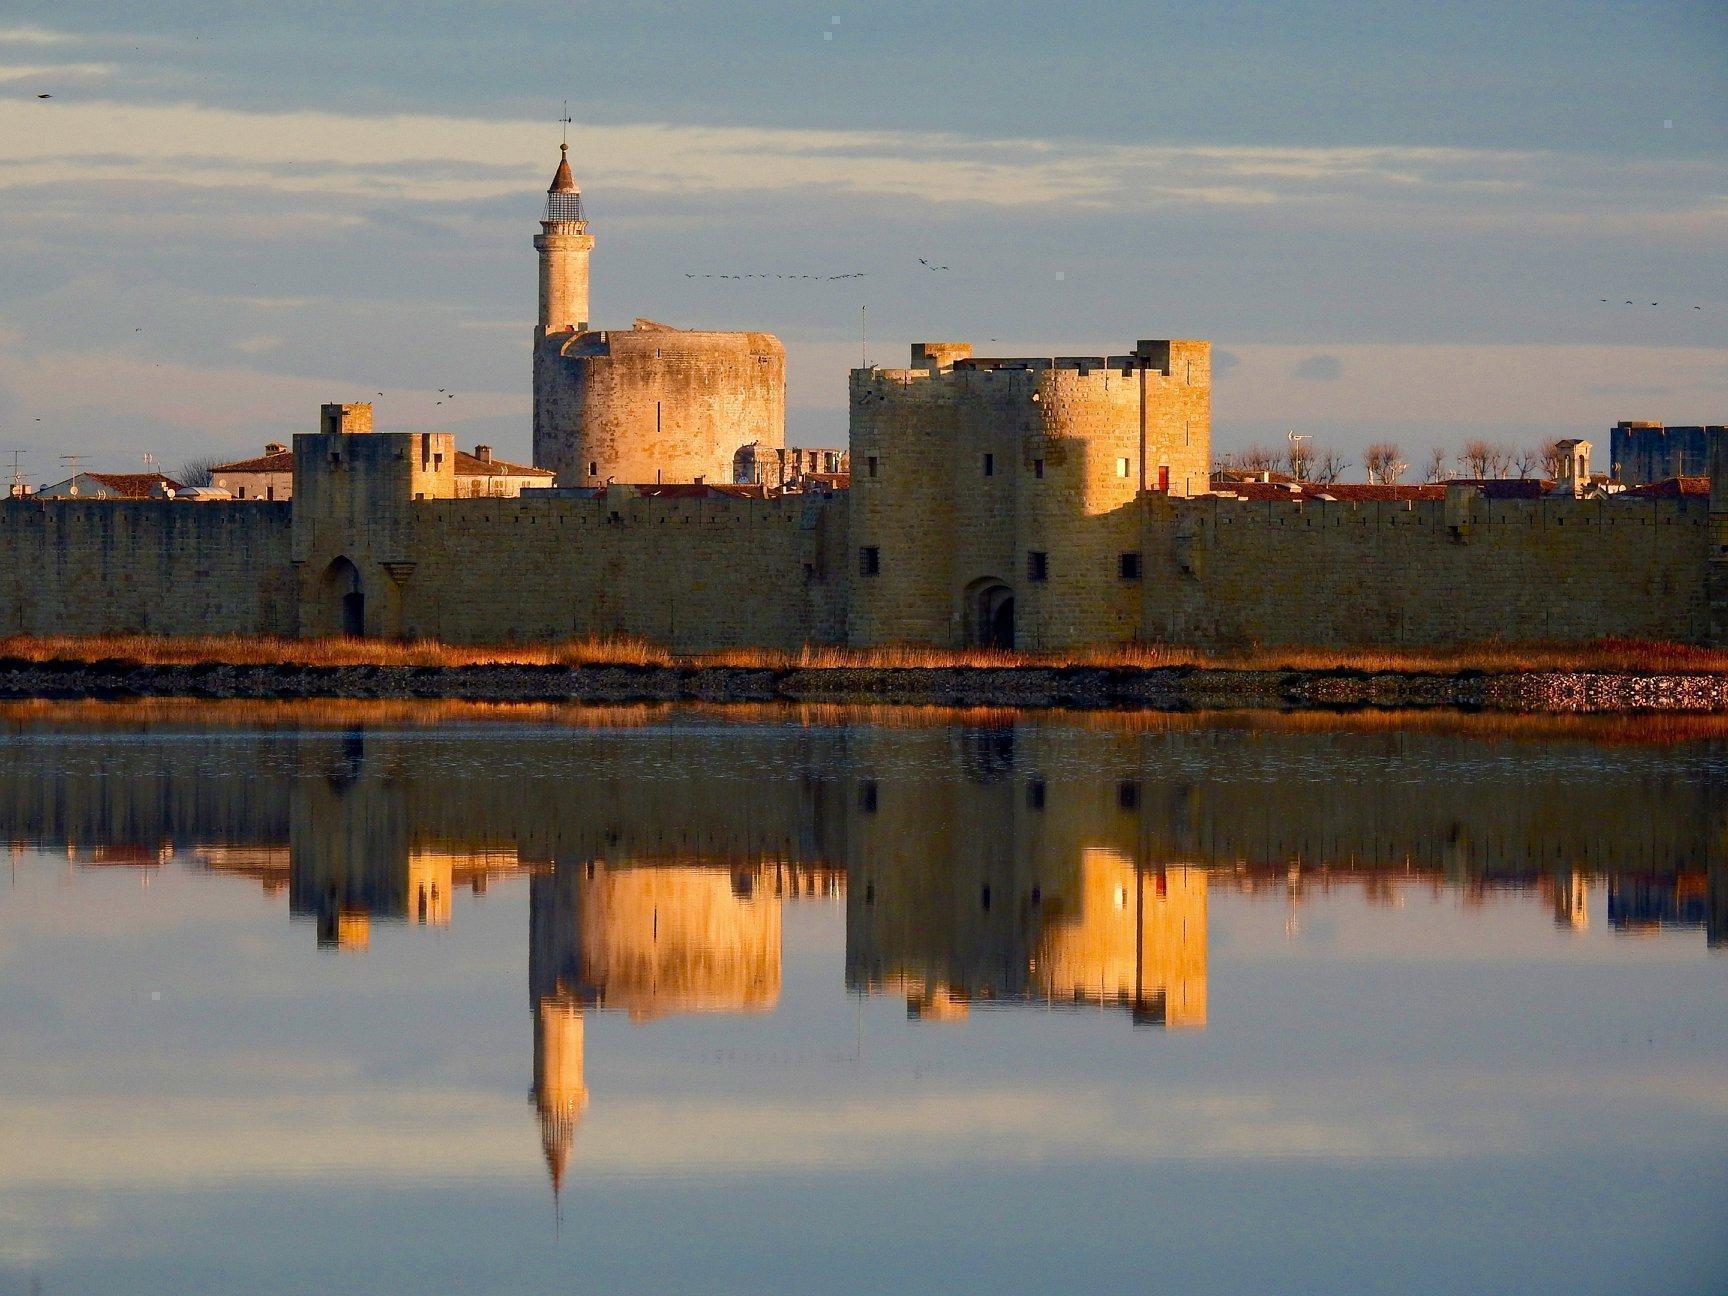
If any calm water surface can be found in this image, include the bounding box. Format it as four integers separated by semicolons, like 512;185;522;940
1;703;1725;1295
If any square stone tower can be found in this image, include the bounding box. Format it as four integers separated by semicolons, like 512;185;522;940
291;402;455;637
846;339;1210;650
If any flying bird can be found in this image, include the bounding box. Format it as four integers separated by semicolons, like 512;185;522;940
36;93;51;99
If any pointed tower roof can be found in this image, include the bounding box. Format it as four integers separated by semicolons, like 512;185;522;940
549;143;577;195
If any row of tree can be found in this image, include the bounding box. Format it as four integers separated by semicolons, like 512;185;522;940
1218;439;1578;486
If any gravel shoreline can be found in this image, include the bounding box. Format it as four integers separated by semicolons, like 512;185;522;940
1;658;1725;712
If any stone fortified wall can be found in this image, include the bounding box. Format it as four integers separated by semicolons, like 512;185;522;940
1141;490;1711;647
389;488;847;649
3;395;1727;652
0;500;295;637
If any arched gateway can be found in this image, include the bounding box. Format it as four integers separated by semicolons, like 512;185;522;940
964;577;1015;650
322;557;365;637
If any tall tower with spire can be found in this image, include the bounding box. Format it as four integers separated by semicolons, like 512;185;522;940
529;136;787;488
534;143;594;334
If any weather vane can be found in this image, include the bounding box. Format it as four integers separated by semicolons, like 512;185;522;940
560;100;572;147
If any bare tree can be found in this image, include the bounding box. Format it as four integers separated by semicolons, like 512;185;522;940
1313;449;1350;485
1364;441;1407;485
1486;443;1515;478
1423;446;1449;484
1237;444;1279;473
177;456;220;487
1457;439;1500;479
1285;439;1316;482
1537;439;1568;480
1511;446;1539;479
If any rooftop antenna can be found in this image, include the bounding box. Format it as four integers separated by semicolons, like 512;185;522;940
142;452;158;471
860;304;867;369
6;449;24;495
58;453;84;476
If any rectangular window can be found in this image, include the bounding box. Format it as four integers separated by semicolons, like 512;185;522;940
867;456;880;478
1033;458;1045;479
1117;457;1131;478
859;780;878;813
1027;778;1046;811
1027;551;1048;582
266;486;275;501
588;461;598;476
983;453;994;477
859;545;880;577
236;487;246;499
1119;551;1142;580
1118;780;1140;811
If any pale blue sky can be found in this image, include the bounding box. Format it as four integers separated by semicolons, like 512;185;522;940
0;1;1723;478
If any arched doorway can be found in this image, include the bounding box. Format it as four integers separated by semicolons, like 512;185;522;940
963;577;1015;650
322;557;365;637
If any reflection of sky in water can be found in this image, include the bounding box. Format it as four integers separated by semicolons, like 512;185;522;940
0;708;1725;1295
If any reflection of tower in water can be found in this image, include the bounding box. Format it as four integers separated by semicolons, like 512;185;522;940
846;725;1207;1028
532;994;586;1196
528;857;827;1197
283;730;525;949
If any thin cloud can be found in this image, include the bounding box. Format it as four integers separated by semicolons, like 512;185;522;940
0;25;79;45
1292;354;1343;381
0;61;113;83
2;98;1716;219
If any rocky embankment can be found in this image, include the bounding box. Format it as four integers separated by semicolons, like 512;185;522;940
1;657;1725;712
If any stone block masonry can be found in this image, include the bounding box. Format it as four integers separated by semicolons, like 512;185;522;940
395;490;848;649
1141;493;1710;648
0;500;296;636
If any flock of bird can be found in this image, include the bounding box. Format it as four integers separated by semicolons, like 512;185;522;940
1601;299;1705;308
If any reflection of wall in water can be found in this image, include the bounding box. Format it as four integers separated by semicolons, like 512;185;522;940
843;725;1207;1027
5;717;1726;889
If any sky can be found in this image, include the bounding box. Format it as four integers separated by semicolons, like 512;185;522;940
0;0;1723;483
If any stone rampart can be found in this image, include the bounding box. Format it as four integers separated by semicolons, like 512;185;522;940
1141;493;1710;647
391;489;848;650
0;499;296;637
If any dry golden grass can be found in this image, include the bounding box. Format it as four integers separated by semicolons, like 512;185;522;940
2;632;1727;675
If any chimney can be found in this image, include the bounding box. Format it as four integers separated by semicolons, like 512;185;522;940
475;444;493;463
265;442;286;456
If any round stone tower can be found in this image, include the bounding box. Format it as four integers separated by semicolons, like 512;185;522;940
534;144;594;334
529;144;786;487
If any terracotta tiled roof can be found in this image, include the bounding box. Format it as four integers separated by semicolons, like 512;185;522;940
213;451;293;473
454;450;552;478
1621;475;1709;499
82;472;183;498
